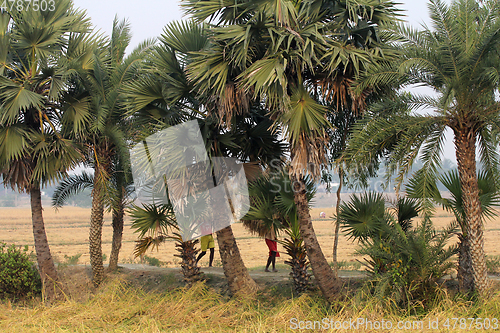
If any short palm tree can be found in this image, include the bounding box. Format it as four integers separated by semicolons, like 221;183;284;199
0;2;90;298
242;170;315;294
129;203;203;285
339;192;454;307
339;192;420;243
408;169;500;293
344;0;500;295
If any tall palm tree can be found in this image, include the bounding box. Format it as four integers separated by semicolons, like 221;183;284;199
52;157;134;271
0;2;90;298
322;107;362;276
182;0;399;302
69;18;153;287
344;0;500;295
126;20;287;295
126;21;259;295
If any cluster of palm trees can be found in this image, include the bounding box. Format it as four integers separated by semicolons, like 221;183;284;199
1;0;499;302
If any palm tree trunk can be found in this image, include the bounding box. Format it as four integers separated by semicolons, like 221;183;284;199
89;174;105;287
175;238;202;285
283;233;311;294
216;226;257;295
291;173;340;303
108;201;124;272
30;185;59;299
108;207;123;271
454;127;489;295
332;168;343;279
457;234;473;292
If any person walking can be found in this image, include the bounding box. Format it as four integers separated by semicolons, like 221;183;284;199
197;234;215;267
264;226;279;272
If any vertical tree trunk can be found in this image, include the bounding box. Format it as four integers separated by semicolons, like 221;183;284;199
175;239;202;285
89;174;105;287
108;203;124;272
332;168;343;279
454;127;489;295
291;173;340;303
30;186;59;299
216;225;257;296
457;234;473;292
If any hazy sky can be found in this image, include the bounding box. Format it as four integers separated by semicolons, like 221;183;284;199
71;0;457;163
72;1;435;49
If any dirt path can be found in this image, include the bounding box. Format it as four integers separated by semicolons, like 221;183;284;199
115;264;500;283
118;263;366;279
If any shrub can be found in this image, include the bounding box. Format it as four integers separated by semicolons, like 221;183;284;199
0;243;42;299
358;222;456;310
340;193;456;310
144;255;162;267
63;253;82;265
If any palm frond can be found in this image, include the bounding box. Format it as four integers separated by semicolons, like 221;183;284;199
52;171;94;208
339;192;389;242
129;203;178;239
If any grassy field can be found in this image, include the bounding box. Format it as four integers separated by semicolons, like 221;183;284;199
2;205;500;332
2;205;500;268
0;266;500;332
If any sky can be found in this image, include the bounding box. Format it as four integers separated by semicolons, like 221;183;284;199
71;1;436;48
71;0;457;163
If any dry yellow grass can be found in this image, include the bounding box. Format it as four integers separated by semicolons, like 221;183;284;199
2;205;500;268
1;268;500;332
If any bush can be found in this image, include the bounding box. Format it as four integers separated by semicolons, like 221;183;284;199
358;222;456;310
63;253;82;265
0;243;42;299
340;193;456;310
144;255;162;267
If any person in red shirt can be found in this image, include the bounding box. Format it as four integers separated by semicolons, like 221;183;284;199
264;226;279;272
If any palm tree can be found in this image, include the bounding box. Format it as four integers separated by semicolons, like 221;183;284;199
344;0;500;295
126;21;286;295
129;203;204;285
242;171;315;294
322;107;361;276
339;192;420;242
68;17;153;287
0;2;90;298
182;0;399;302
339;192;454;307
408;170;500;293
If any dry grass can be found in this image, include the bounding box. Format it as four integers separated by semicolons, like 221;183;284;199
2;205;500;269
1;267;500;332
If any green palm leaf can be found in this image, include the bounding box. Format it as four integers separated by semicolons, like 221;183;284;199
52;171;94;208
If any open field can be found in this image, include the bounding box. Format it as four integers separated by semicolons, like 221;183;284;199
2;205;500;332
2;204;500;269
